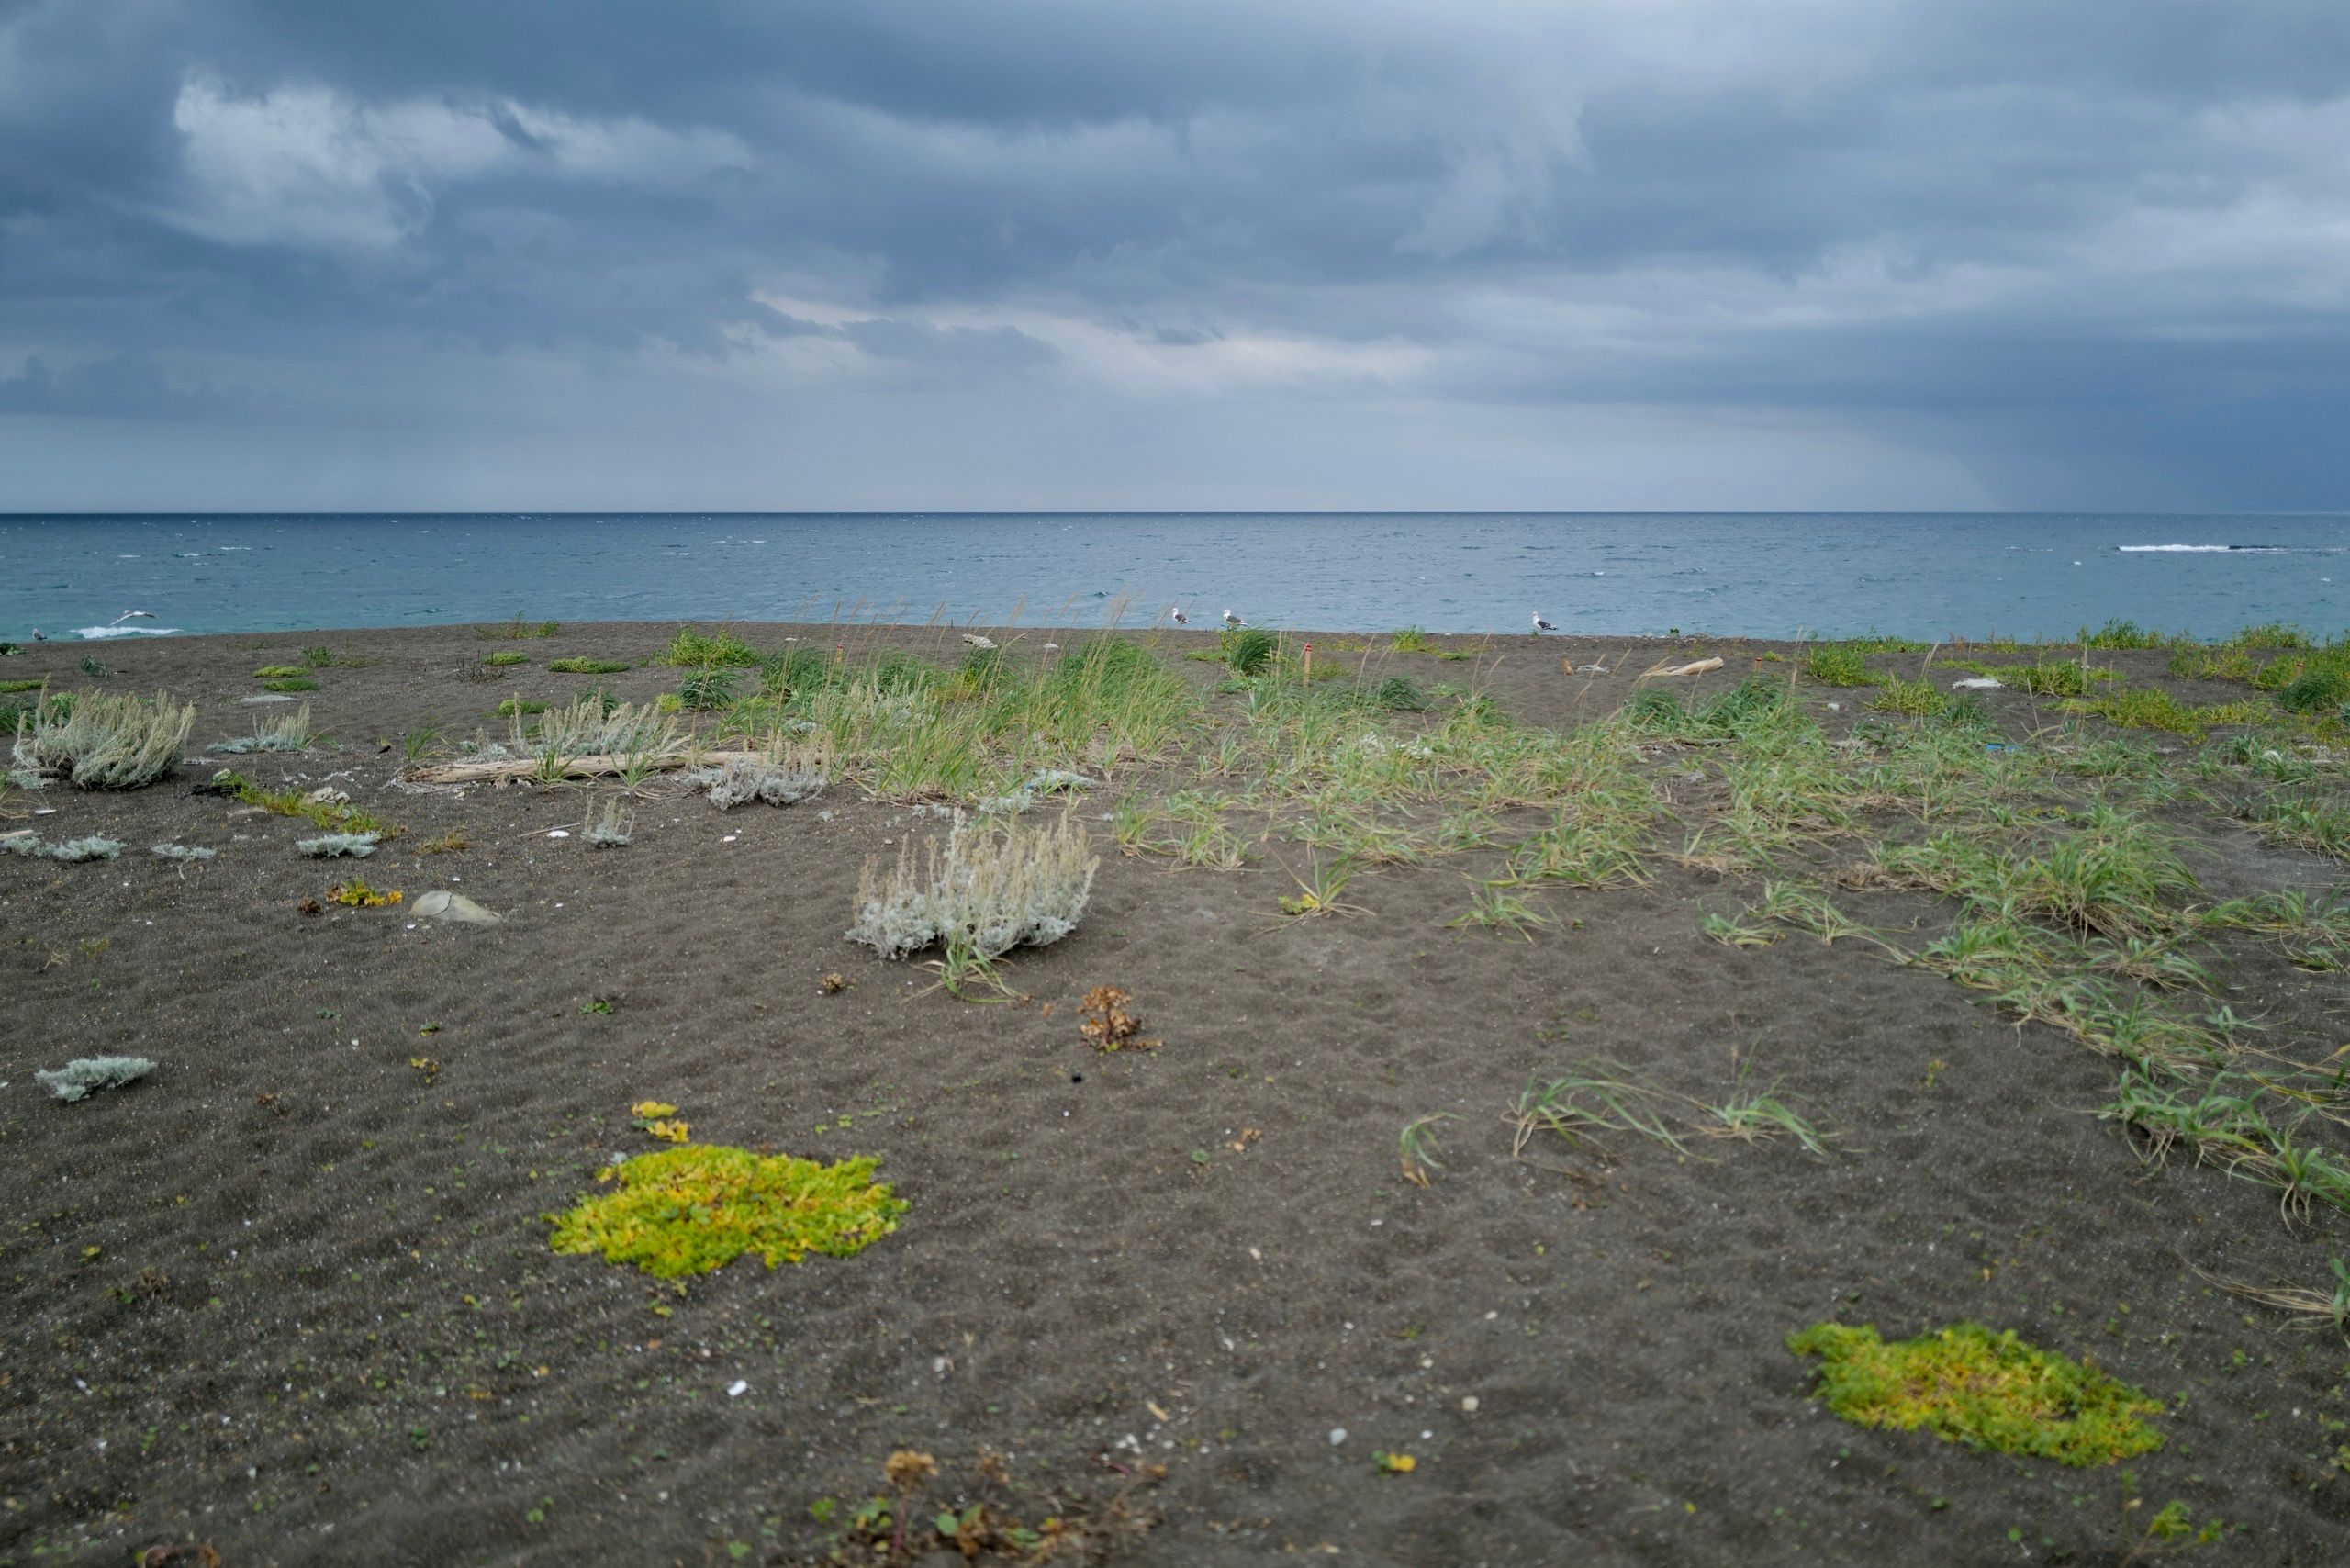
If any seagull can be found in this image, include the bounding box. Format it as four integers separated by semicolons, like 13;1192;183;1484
1169;606;1190;625
110;610;157;624
1222;609;1243;628
30;629;46;642
1530;613;1557;633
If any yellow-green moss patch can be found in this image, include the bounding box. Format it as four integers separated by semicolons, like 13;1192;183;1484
547;1144;906;1278
1787;1321;2163;1467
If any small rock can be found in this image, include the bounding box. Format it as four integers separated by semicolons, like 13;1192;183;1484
412;890;501;926
727;1380;748;1397
1460;1396;1479;1413
1328;1428;1347;1446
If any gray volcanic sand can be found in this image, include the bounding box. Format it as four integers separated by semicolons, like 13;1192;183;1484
3;622;2346;1565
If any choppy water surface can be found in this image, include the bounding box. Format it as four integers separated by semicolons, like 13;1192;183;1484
3;512;2344;640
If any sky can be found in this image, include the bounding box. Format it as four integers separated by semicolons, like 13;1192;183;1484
3;0;2347;513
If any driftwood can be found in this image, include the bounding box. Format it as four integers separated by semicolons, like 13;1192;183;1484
1642;656;1725;679
404;749;755;786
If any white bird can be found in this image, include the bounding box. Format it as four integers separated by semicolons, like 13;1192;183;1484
1169;606;1190;625
30;629;46;642
1222;609;1243;628
1530;613;1557;633
959;633;997;650
111;610;157;624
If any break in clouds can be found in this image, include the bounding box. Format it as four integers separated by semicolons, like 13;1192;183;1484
3;0;2347;510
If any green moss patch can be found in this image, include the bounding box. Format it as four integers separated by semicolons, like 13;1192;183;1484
549;656;632;674
1788;1321;2163;1466
548;1144;906;1278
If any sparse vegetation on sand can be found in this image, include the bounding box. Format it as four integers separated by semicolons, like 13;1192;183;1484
477;615;561;640
548;656;632;674
20;615;2350;1564
207;768;394;838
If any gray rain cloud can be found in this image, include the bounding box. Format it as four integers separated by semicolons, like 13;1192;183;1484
3;0;2346;510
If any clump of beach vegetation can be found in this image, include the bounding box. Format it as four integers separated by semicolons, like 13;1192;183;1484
1787;1321;2164;1466
3;833;125;861
548;1144;906;1276
847;808;1099;989
694;733;833;810
207;703;312;755
11;689;194;789
35;1056;156;1103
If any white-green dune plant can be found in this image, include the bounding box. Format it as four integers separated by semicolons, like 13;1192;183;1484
3;833;124;862
36;1056;156;1102
12;690;195;790
297;832;380;857
584;797;635;846
207;702;313;755
847;806;1099;995
695;731;834;809
516;694;685;785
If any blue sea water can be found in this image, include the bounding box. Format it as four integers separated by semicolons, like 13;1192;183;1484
3;512;2345;642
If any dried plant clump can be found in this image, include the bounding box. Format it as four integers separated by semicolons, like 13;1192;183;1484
36;1056;157;1103
1079;985;1158;1051
847;808;1099;962
151;843;218;862
13;689;194;790
695;732;834;810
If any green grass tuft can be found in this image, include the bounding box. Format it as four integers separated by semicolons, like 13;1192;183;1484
661;626;759;666
1805;646;1880;687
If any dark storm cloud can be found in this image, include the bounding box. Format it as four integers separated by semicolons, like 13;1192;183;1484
2;0;2346;509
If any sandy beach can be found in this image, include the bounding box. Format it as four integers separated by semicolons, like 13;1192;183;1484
4;619;2347;1565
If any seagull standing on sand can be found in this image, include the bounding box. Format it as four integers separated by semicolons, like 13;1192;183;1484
1530;613;1557;633
1169;606;1190;625
31;629;46;642
1223;609;1244;628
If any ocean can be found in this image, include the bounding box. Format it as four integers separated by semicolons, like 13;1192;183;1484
4;512;2344;642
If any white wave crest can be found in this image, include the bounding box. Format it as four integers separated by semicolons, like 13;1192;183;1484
75;625;182;639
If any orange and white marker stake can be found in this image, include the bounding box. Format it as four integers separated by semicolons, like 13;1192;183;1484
1302;642;1313;683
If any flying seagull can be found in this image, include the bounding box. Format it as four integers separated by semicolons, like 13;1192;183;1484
1222;609;1243;627
1169;606;1190;625
111;610;157;624
1530;613;1557;633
